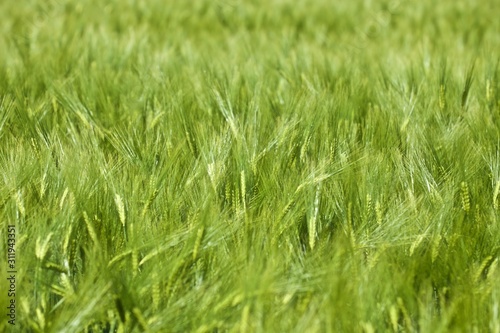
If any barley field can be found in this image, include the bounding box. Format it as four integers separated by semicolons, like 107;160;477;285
1;0;500;332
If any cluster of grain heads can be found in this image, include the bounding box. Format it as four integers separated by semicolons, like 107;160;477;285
219;168;252;221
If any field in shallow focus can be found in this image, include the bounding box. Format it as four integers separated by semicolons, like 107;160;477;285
1;0;500;332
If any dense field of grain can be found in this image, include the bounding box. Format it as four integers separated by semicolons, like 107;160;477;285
1;0;500;332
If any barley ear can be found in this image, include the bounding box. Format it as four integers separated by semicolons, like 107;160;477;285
439;84;446;111
493;180;500;210
375;200;383;226
114;194;126;228
240;304;250;333
240;170;246;213
152;271;161;311
83;211;99;245
460;182;470;213
36;232;53;261
308;185;320;250
132;249;138;277
486;79;492;103
192;226;205;261
15;189;26;217
389;305;398;332
300;131;311;163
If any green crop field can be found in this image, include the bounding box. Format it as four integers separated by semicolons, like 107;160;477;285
1;0;499;332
